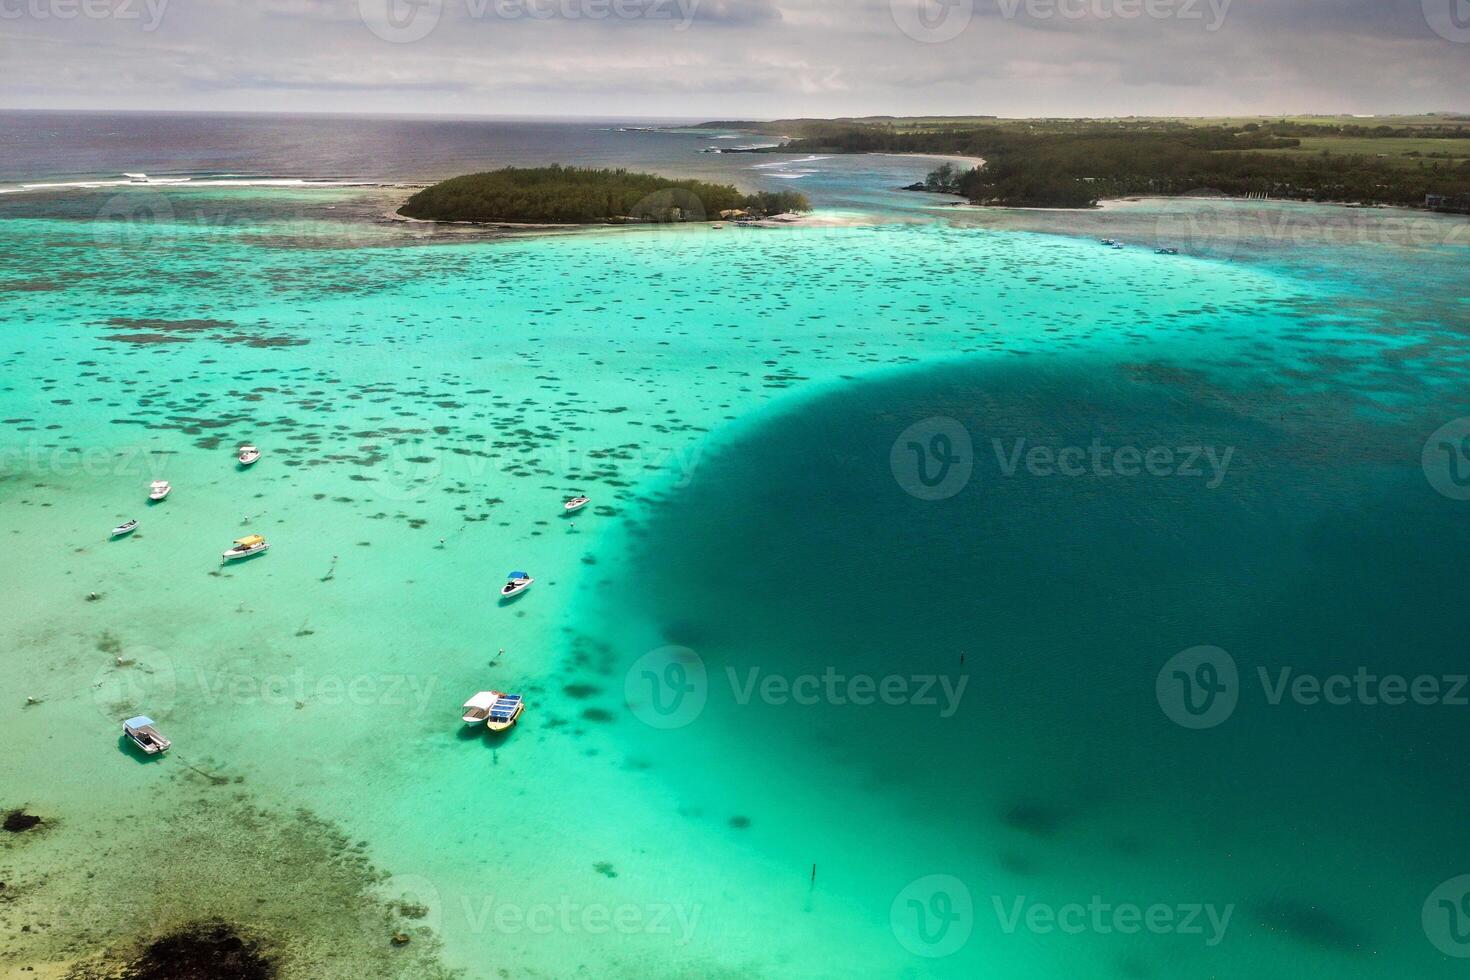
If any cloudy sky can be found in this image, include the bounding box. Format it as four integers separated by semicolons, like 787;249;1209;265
1;0;1467;118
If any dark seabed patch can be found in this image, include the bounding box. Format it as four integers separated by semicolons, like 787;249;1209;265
6;796;458;979
66;920;277;979
3;808;43;833
98;318;307;349
1253;899;1370;954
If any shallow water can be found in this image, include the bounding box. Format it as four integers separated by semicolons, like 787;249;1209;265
2;124;1469;978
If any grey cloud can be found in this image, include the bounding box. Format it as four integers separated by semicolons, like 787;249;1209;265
0;0;1465;117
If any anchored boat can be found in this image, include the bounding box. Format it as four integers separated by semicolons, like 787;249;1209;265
237;445;261;466
486;693;524;731
123;715;171;755
462;691;498;725
564;495;590;513
111;519;139;538
501;571;533;599
222;534;269;562
148;480;172;501
462;690;524;730
462;692;525;731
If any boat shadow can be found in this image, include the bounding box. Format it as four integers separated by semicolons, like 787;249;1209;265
483;727;517;748
221;551;268;566
454;725;517;747
117;734;165;764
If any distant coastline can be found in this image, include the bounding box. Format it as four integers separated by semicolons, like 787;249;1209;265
693;116;1470;213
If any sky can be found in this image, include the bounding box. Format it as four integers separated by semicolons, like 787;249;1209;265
1;0;1467;118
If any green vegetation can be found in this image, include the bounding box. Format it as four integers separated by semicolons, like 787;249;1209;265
398;165;810;224
919;162;965;194
701;116;1470;210
1222;136;1470;171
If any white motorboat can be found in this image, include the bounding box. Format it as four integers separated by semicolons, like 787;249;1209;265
564;495;590;513
237;445;261;466
123;715;171;754
111;519;139;537
462;691;498;725
501;572;533;599
222;534;269;562
148;480;172;501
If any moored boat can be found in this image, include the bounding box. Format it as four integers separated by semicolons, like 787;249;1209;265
1155;247;1179;255
462;691;498;725
564;495;590;513
237;445;261;466
488;693;525;732
501;571;533;599
123;715;171;754
111;519;139;537
148;480;172;501
222;534;269;562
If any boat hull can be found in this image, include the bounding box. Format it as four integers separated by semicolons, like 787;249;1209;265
500;578;533;600
127;735;166;755
221;544;269;561
486;703;524;732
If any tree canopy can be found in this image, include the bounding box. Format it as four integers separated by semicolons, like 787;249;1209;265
399;166;811;223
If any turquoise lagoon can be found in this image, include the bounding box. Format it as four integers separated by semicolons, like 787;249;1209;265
1;174;1469;980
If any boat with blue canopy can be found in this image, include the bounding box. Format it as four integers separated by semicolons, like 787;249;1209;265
486;693;524;731
501;571;533;599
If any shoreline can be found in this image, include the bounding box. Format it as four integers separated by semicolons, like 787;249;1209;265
879;151;986;170
945;193;1465;218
